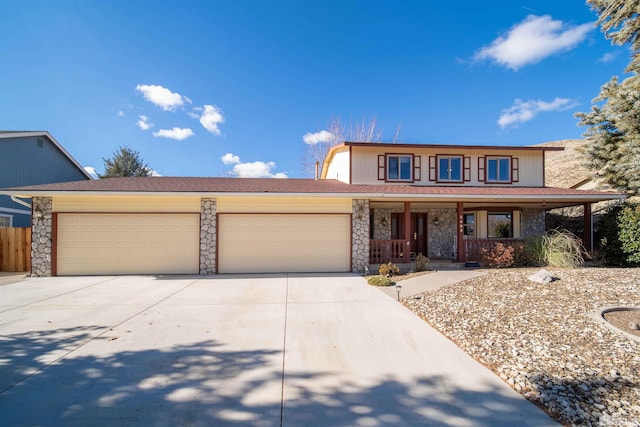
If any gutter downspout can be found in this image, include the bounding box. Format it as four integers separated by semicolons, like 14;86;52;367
10;195;31;209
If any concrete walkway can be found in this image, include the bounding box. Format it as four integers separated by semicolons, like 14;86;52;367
377;268;487;299
0;274;555;426
0;271;27;286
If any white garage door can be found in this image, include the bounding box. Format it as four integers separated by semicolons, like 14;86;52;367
57;214;200;275
218;214;351;274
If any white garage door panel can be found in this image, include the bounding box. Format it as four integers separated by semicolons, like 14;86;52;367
57;214;200;275
219;214;350;273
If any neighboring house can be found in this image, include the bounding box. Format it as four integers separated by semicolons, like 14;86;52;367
0;142;623;277
0;131;92;227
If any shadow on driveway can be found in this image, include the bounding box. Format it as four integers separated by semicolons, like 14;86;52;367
1;325;553;426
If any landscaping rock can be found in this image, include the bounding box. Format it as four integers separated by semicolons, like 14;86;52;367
528;269;556;284
403;268;640;427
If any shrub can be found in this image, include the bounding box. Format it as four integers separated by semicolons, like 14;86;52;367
617;202;640;264
543;229;585;268
414;253;430;272
594;204;627;266
367;275;395;287
379;262;400;277
480;243;515;268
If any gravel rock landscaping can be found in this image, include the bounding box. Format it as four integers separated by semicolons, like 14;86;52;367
403;268;640;427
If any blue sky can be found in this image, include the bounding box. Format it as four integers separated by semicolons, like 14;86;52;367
0;0;629;178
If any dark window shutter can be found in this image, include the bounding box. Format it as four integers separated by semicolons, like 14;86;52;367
478;157;485;182
413;155;421;182
428;156;436;181
378;155;386;180
512;157;519;182
463;156;471;182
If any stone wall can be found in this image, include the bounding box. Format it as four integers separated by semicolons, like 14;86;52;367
199;198;217;275
521;208;546;238
372;208;391;239
31;197;53;277
425;208;456;259
352;199;370;273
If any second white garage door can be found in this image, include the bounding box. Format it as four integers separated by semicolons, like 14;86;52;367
218;214;351;274
57;214;200;275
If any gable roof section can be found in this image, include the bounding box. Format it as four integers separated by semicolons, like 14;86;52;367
0;131;93;180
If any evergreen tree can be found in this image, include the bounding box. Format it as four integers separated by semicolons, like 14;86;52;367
99;146;152;178
576;0;640;194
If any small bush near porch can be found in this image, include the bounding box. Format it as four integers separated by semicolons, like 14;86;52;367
477;230;585;269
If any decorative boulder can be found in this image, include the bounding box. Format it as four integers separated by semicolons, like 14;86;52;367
529;269;556;284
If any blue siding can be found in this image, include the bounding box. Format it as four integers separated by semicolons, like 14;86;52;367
0;135;90;227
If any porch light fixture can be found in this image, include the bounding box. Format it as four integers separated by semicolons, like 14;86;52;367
433;217;440;225
33;211;43;219
395;284;402;301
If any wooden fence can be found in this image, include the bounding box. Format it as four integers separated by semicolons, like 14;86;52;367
0;227;31;272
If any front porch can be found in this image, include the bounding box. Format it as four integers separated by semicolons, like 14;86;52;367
369;237;525;264
356;199;595;269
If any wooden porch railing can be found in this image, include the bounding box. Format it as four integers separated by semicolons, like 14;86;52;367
369;239;406;264
464;238;524;262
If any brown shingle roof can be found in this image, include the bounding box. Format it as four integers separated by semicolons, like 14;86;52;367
0;176;621;199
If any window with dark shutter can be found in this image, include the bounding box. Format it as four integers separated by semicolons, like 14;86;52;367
512;157;519;182
463;156;471;181
428;156;436;181
378;155;385;181
413;155;421;181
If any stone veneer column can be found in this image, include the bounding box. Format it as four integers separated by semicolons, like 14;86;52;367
199;198;217;274
521;209;546;238
31;197;53;277
351;199;370;273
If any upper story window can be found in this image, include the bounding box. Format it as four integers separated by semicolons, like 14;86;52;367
438;156;462;182
428;155;470;183
487;157;511;182
378;154;420;182
478;155;519;184
387;155;412;181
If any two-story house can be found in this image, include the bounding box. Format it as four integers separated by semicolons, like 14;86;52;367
0;142;623;277
0;131;92;227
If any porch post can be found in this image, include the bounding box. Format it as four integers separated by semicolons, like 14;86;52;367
403;201;411;263
583;203;593;252
456;202;465;263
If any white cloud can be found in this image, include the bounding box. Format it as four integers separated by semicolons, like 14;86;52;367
117;110;124;117
474;15;593;70
149;169;162;176
598;52;618;63
199;104;225;135
221;153;287;178
221;152;240;165
152;127;194;140
84;166;98;179
303;130;335;145
137;115;153;130
498;97;578;129
135;84;189;111
232;161;288;178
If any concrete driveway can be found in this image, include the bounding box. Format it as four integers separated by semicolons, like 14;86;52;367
0;274;555;426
